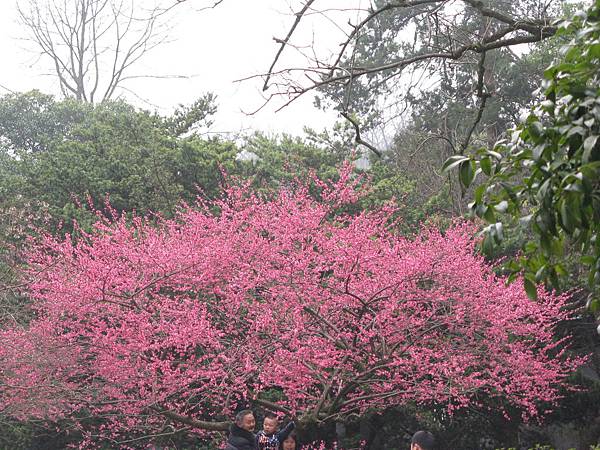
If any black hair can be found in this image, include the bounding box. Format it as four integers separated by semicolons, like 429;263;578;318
264;412;279;421
285;431;296;441
411;430;435;450
279;430;297;450
235;409;253;425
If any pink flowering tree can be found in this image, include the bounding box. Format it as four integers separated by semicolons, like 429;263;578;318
0;168;583;446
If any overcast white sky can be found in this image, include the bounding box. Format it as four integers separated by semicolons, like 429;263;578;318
0;0;365;137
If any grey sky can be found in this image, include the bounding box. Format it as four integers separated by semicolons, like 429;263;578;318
0;0;364;137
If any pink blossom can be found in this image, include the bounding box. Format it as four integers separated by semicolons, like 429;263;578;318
0;172;584;446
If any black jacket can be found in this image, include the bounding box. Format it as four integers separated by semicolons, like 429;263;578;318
225;423;257;450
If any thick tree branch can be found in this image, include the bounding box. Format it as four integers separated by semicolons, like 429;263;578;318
461;51;491;153
150;406;230;431
462;0;557;36
251;398;293;415
341;111;382;157
328;0;446;79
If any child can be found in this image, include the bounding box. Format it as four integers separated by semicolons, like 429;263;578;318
255;413;295;450
280;431;297;450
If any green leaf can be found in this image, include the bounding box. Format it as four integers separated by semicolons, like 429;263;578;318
583;135;598;163
554;263;568;277
505;260;521;272
588;43;600;58
480;157;492;176
442;155;470;174
587;297;600;315
528;121;544;139
564;182;584;193
474;184;486;203
540;232;553;253
494;201;508;213
524;277;538;300
483;206;496;223
589;269;599;287
486;150;502;160
541;100;555;111
548;266;560;289
544;66;557;79
482;232;494;256
533;144;546;161
567;126;585;137
535;265;547;282
459;160;475;188
581;255;596;265
537;178;552;202
474;203;487;219
560;200;574;233
500;182;518;203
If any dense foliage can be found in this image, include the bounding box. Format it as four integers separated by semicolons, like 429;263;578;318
0;168;583;448
0;91;236;233
445;1;600;305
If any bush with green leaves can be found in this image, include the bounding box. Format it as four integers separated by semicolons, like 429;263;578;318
0;91;237;233
444;1;600;307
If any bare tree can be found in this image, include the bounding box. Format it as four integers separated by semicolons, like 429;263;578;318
17;0;184;103
257;0;567;155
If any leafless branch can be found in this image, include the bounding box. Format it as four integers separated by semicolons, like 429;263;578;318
256;0;561;156
460;51;491;152
263;0;318;91
17;0;182;103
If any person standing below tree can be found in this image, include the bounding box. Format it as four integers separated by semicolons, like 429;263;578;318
255;412;295;450
225;410;257;450
411;430;436;450
279;430;298;450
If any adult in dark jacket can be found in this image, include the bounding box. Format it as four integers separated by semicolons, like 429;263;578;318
225;410;257;450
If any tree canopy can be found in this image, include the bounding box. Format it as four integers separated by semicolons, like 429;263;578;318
16;0;185;102
0;91;235;233
0;168;582;447
444;0;600;306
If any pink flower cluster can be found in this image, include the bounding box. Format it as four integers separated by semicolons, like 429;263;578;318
0;168;583;444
